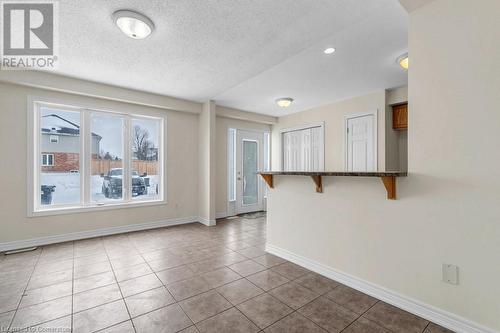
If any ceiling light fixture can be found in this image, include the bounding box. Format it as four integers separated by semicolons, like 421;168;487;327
113;10;154;39
397;52;409;70
324;47;336;55
276;98;294;108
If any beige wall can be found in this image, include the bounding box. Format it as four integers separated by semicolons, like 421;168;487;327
267;0;500;330
387;86;408;105
385;87;409;171
198;101;216;224
271;91;387;171
0;82;199;243
215;115;271;215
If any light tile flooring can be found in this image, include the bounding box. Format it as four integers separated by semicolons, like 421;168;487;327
0;216;454;333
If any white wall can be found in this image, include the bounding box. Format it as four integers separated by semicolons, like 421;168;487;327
271;91;387;171
267;0;500;331
0;82;199;245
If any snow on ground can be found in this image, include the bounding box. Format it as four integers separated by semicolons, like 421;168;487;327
41;173;80;205
41;173;161;206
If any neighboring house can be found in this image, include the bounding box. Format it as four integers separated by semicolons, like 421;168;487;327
41;114;101;172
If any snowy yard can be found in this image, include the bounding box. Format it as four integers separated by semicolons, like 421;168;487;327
41;173;160;205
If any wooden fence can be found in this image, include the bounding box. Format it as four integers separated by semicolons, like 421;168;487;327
91;159;158;175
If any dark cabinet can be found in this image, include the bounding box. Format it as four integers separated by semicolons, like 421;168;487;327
393;103;408;130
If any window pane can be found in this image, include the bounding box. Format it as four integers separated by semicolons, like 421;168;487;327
40;107;81;206
242;140;258;205
91;113;124;203
228;129;236;201
131;118;161;200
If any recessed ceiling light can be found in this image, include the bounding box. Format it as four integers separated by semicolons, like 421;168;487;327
113;10;154;39
276;98;294;108
397;52;409;70
324;47;336;55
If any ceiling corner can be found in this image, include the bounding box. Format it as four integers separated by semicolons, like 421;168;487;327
398;0;436;13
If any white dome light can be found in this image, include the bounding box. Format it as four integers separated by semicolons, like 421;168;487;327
113;10;154;39
276;98;294;108
324;47;336;55
397;52;409;70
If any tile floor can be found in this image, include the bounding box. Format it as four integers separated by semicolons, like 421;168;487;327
0;216;454;333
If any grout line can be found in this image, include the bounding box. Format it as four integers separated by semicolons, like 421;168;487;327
6;248;42;332
338;300;381;333
422;322;431;332
126;233;198;329
3;217;427;333
102;237;137;333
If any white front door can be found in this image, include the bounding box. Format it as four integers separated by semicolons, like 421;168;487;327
236;130;264;214
346;114;376;171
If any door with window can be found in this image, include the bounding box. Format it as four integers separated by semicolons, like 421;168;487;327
346;113;376;171
236;130;264;214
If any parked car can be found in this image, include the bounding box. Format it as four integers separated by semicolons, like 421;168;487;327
102;168;147;198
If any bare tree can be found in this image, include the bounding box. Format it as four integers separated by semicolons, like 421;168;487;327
133;125;152;160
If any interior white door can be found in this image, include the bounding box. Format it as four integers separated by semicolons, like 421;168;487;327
236;130;264;214
347;114;375;171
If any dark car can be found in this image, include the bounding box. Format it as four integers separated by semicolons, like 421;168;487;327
102;168;147;198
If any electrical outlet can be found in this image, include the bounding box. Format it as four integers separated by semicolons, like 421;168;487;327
442;264;459;285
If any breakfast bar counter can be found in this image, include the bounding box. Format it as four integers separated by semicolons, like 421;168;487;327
259;171;408;200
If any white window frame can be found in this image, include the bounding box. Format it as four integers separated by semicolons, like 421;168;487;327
227;128;236;202
41;153;54;166
27;96;166;217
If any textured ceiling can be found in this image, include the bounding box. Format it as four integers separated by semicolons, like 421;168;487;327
215;1;408;115
52;0;408;115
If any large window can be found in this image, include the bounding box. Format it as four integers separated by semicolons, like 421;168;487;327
31;100;164;215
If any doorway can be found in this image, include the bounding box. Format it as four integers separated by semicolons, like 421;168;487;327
235;130;264;214
345;111;377;171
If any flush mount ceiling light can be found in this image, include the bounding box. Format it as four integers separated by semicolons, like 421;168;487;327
113;10;154;39
324;47;336;55
397;52;409;70
276;98;294;108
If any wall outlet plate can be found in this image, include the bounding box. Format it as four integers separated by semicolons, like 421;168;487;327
442;263;459;285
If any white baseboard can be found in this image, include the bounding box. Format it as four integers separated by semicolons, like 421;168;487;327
266;244;497;333
198;216;216;226
0;216;199;252
215;212;228;219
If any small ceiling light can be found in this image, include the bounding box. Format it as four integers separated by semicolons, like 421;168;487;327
113;10;154;39
276;98;294;108
397;52;409;70
324;47;336;55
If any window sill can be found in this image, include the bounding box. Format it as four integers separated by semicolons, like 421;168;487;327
29;199;166;217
